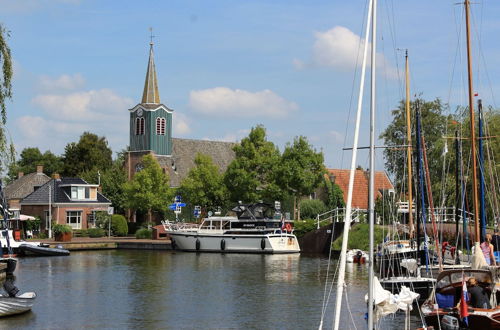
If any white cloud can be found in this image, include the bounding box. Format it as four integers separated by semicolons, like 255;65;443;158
38;73;85;91
173;112;191;135
189;87;298;118
297;26;398;78
32;89;133;122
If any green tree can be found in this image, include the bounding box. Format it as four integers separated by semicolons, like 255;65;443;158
80;153;127;214
62;132;112;176
299;199;327;220
122;154;171;223
224;125;282;204
178;153;228;217
322;176;345;209
277;136;325;220
7;147;63;181
0;24;15;172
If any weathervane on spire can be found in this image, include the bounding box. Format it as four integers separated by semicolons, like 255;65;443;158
149;27;155;45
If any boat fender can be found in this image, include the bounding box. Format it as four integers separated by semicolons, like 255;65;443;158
261;238;266;250
171;239;177;250
3;280;19;298
195;239;201;251
221;239;225;251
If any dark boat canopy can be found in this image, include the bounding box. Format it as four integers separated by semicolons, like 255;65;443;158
231;203;274;220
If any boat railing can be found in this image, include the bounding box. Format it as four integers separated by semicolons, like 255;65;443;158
315;207;367;229
161;220;199;232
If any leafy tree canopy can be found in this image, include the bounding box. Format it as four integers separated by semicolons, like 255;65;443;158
62;132;112;176
7;147;63;181
224;125;282;204
122;154;171;222
277;136;325;219
178;153;228;216
0;24;14;173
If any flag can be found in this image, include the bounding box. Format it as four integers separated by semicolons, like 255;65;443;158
460;277;469;326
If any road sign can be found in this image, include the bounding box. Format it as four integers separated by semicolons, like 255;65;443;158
175;195;182;203
107;207;114;215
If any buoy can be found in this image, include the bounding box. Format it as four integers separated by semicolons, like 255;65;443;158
195;239;201;251
261;238;266;250
220;239;226;251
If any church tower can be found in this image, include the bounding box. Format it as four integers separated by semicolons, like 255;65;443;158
129;41;173;157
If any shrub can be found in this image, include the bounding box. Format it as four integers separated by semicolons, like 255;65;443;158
111;215;128;236
88;228;105;238
135;228;152;239
52;224;73;235
25;218;41;232
293;219;318;238
95;211;111;229
37;232;48;239
299;199;327;220
331;223;385;251
74;229;89;237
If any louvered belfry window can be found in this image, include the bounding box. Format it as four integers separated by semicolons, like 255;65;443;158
156;117;166;135
135;117;145;135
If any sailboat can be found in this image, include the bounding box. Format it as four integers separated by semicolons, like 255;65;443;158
421;1;500;328
378;52;436;302
324;1;420;329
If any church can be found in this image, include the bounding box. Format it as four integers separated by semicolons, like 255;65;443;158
124;41;236;188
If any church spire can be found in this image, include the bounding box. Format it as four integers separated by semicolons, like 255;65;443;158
141;31;160;104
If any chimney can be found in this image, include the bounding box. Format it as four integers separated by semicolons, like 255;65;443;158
52;173;60;180
18;172;24;178
36;165;44;174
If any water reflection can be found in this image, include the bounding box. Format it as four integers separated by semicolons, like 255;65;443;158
0;251;420;329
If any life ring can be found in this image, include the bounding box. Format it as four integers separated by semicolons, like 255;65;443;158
285;223;292;232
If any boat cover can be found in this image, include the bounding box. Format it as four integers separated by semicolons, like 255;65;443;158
367;276;420;321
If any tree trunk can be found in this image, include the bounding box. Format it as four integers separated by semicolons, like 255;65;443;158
148;209;152;224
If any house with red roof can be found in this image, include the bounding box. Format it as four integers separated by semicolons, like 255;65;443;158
325;168;394;209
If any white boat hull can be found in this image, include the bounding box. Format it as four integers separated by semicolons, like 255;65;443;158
168;232;300;254
0;292;36;317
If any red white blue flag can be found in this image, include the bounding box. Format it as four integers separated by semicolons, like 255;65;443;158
460;277;469;326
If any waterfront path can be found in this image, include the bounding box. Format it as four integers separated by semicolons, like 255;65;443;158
32;236;173;251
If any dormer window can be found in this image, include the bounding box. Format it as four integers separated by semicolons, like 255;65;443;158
70;186;97;200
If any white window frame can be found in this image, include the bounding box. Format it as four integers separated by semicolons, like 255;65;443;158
66;210;82;229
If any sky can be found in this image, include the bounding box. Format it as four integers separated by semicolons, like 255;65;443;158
1;0;499;171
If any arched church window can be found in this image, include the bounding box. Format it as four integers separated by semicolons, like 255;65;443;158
135;117;145;135
156;117;166;135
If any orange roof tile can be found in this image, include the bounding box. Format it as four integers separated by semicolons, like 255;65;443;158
327;169;394;209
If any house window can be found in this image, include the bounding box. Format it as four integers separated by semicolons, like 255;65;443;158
135;117;145;135
66;211;82;229
156;117;166;135
71;186;92;200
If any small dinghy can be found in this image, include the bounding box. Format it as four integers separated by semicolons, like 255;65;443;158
0;292;36;317
19;244;70;256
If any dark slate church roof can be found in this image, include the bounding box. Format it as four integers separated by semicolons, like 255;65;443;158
5;172;51;200
21;177;111;205
158;138;236;187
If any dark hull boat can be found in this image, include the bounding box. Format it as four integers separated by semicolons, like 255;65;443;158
18;244;70;257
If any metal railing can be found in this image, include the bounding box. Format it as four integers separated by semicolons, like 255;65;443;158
315;207;368;229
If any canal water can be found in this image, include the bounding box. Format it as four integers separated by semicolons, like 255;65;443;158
0;251;421;329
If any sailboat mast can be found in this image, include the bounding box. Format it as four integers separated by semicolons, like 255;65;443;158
404;51;414;239
367;0;377;327
331;1;373;329
478;99;486;240
464;0;480;243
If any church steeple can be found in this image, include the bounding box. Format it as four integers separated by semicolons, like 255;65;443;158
141;41;160;104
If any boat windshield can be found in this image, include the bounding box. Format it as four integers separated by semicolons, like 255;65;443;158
436;271;492;289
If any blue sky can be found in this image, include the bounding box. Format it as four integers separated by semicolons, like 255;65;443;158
1;0;499;170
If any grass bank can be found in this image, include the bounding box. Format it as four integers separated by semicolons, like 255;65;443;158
332;223;385;251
